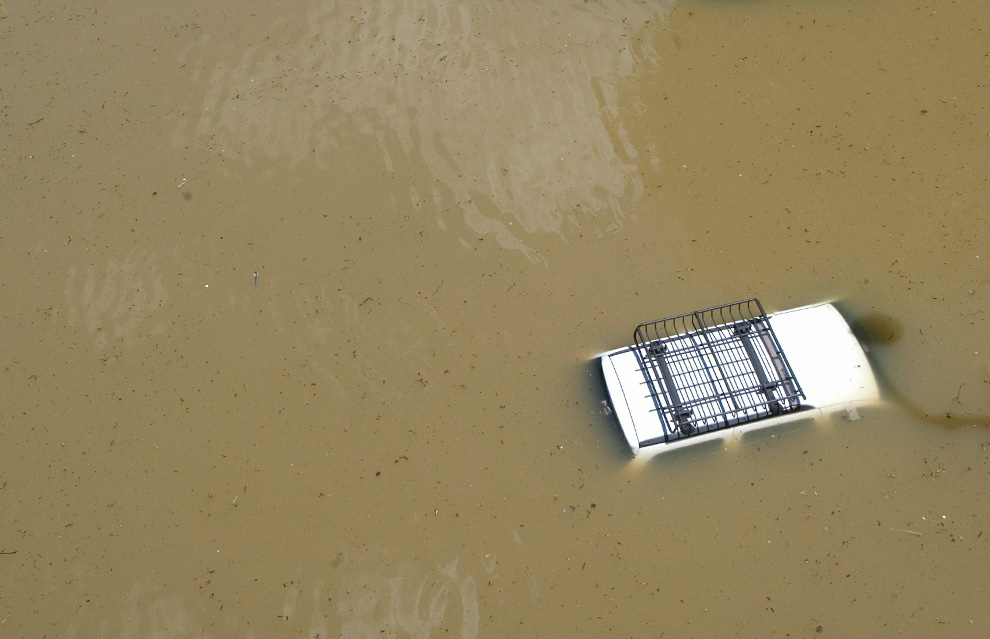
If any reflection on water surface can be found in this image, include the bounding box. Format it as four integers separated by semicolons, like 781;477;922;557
173;0;673;262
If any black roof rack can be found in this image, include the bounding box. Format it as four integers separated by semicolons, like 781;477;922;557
633;299;805;444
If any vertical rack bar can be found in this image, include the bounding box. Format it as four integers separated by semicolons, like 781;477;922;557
757;325;803;402
734;320;783;414
646;343;693;435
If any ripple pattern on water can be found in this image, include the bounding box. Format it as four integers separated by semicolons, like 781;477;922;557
173;0;671;261
64;251;168;350
62;553;483;638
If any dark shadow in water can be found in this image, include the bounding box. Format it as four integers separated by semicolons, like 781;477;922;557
844;309;904;346
836;303;990;428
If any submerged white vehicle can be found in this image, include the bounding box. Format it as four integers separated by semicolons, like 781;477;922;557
600;299;880;458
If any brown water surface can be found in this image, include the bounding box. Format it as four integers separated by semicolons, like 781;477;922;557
2;0;989;636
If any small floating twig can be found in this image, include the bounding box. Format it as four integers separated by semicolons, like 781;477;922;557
890;528;922;536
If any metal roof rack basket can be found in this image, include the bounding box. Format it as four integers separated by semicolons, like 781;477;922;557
633;298;805;444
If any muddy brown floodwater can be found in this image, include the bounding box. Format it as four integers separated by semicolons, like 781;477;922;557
2;0;989;636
